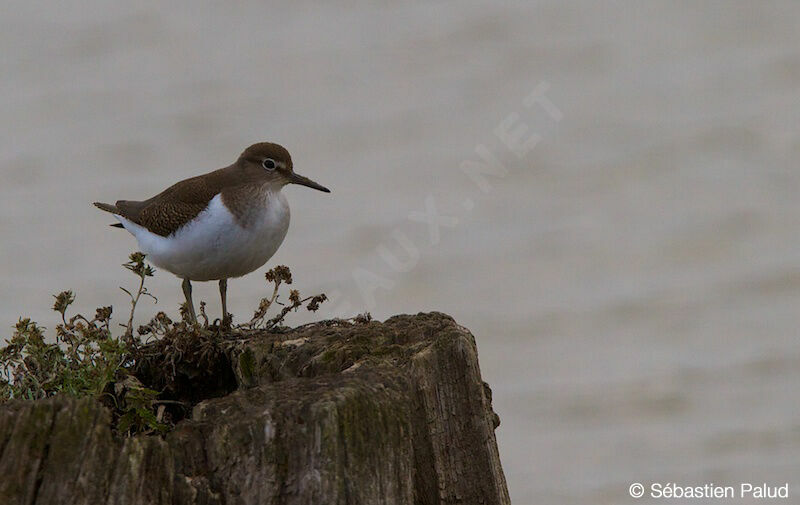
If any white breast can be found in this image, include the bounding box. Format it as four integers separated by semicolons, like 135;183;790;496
115;192;290;281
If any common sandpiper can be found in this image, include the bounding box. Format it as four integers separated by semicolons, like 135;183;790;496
94;142;330;323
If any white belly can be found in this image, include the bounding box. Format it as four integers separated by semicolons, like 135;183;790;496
115;193;290;281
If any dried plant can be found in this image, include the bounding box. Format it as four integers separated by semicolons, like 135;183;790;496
247;265;327;329
0;253;327;436
0;292;165;434
119;252;157;342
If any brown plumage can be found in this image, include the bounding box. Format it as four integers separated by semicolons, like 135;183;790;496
93;142;324;237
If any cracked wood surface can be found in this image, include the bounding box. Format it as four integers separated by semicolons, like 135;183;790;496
0;313;510;505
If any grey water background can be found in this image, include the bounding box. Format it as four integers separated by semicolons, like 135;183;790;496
2;2;799;503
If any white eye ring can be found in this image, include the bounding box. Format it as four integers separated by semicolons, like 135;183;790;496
262;158;276;170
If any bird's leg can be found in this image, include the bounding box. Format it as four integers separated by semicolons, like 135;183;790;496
219;278;230;327
182;278;197;323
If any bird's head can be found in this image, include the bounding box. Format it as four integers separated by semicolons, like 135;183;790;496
236;142;330;193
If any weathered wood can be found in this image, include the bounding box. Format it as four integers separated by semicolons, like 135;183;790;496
0;312;510;505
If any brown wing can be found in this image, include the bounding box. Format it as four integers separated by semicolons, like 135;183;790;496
114;174;222;237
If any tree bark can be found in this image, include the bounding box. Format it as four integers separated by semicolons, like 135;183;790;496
0;312;510;505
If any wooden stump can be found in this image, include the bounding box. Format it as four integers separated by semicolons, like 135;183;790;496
0;312;510;505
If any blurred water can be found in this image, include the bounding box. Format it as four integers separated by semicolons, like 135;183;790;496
2;2;800;503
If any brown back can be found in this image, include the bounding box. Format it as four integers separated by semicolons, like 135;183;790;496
114;168;230;237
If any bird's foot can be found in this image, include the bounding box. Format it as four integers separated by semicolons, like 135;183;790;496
221;312;232;330
180;302;198;324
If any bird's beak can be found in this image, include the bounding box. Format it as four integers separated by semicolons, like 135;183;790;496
287;171;330;193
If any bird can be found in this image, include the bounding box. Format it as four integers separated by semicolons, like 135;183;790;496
94;142;330;324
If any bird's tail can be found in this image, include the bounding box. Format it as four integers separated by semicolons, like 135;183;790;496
94;202;119;214
93;202;125;228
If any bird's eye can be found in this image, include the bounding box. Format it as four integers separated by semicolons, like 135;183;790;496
262;158;276;170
